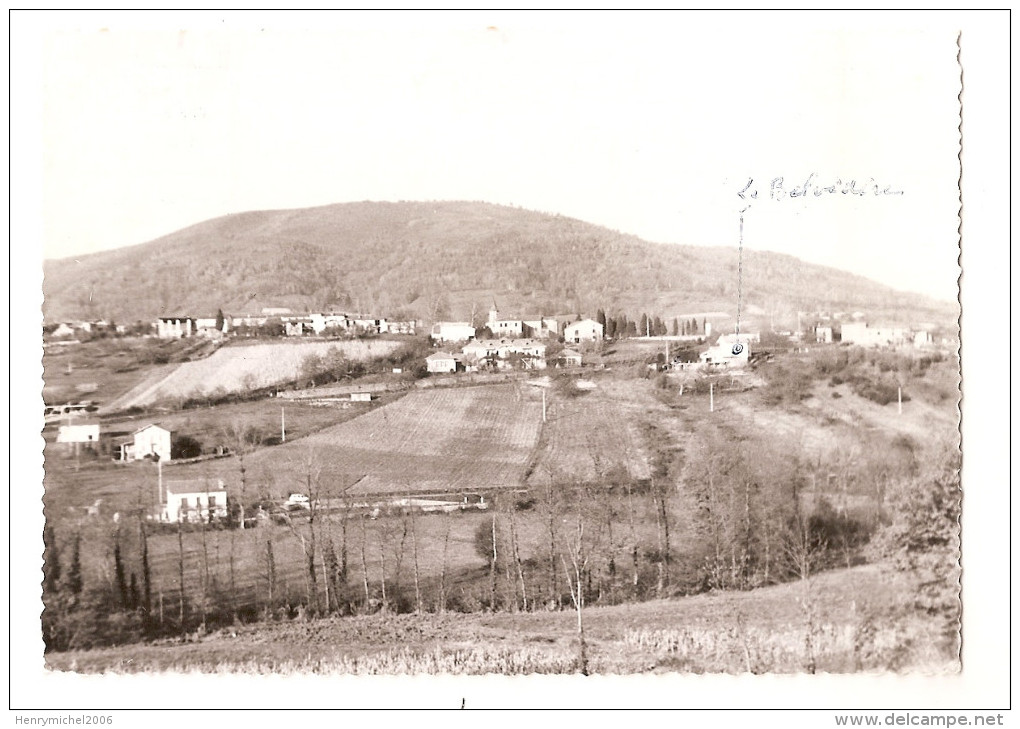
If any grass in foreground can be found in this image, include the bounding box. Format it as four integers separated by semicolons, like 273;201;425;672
46;562;958;675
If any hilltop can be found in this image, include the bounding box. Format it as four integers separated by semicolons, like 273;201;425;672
42;200;956;327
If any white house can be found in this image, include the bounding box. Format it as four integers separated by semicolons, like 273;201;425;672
309;313;352;335
558;349;583;367
164;481;228;523
156;317;195;339
192;316;230;337
564;319;604;344
431;322;476;343
57;423;100;445
815;325;833;343
841;322;907;348
487;306;525;337
123;424;172;462
461;339;547;369
51;322;76;338
700;333;751;368
426;352;461;374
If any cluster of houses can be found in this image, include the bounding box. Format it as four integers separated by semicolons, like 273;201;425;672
813;320;938;348
155;310;419;339
55;421;175;462
427;306;602;373
46;320;131;340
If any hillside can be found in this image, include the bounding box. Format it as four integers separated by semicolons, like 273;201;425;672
47;562;955;675
42;201;955;328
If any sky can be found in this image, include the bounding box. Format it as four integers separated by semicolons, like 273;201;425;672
26;12;966;301
24;12;968;301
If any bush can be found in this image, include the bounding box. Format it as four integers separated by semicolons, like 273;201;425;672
171;434;203;459
851;378;909;406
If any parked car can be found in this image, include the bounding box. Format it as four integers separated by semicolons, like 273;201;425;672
285;493;311;510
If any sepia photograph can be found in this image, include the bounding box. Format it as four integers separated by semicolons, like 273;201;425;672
9;8;1010;719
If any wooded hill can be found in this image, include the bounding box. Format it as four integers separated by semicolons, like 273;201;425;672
42;201;956;329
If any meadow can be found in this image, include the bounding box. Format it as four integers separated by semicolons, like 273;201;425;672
111;339;402;409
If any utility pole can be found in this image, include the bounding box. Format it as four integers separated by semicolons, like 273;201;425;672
542;389;547;423
281;407;286;443
710;382;715;413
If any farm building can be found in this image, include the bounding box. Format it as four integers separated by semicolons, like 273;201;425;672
557;349;583;367
431;322;476;343
426;352;462;374
522;316;559;339
700;333;751;368
283;317;314;336
50;322;76;338
386;319;418;335
841;322;907;348
156;316;196;339
57;422;100;445
163;481;228;523
564;319;604;343
120;424;172;462
309;313;352;335
815;325;833;343
487;306;524;337
485;305;559;340
352;317;387;334
350;392;373;402
914;330;934;347
461;339;547;370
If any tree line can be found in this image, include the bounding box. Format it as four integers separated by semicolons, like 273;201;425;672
595;309;707;339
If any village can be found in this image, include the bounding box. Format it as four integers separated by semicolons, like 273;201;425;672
44;297;953;529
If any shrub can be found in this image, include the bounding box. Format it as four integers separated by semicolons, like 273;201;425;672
171;434;203;459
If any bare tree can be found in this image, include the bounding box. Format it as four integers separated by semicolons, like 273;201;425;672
408;496;422;614
223;420;262;531
439;515;451;613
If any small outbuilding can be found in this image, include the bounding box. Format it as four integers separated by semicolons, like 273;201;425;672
426;352;461;374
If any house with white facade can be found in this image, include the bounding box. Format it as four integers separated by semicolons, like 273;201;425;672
487;306;524;337
558;349;583;367
461;338;547;370
156;317;196;339
164;480;228;523
57;423;100;445
564;319;604;344
431;322;476;343
426;352;462;374
50;322;76;338
700;333;751;368
841;322;907;348
120;424;172;462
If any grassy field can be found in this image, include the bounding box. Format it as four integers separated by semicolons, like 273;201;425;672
43;382;544;518
528;378;652;486
46;561;957;674
268;382;544;495
110;339;402;409
41;394;403;516
42;337;208;407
